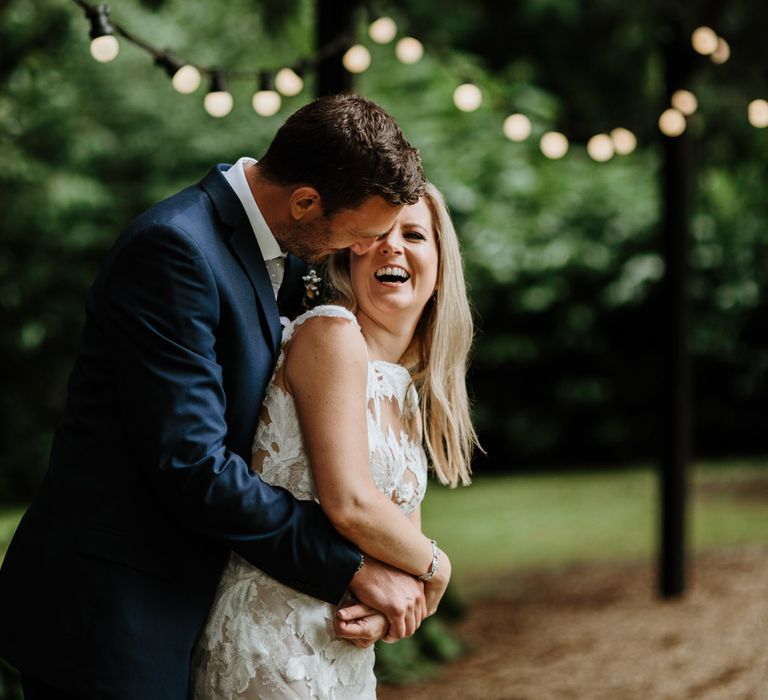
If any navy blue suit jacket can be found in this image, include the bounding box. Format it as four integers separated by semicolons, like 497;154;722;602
0;165;360;698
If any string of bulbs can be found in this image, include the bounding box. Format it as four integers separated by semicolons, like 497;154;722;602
73;0;768;161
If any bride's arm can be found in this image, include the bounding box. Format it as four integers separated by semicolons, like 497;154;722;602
404;507;450;621
283;315;439;580
335;504;452;645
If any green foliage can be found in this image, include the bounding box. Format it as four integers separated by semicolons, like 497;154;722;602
2;0;768;499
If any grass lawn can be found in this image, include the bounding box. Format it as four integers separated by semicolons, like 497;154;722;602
2;460;767;594
421;459;768;596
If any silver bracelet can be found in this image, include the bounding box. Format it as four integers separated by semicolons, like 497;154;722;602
417;539;440;582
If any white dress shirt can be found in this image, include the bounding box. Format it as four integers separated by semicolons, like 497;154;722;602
223;157;285;298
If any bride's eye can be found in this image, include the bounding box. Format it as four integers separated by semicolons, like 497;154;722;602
404;230;426;241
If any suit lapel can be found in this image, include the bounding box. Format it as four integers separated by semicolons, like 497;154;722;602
277;254;309;319
200;165;282;355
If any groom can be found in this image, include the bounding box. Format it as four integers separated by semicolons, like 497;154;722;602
0;94;427;698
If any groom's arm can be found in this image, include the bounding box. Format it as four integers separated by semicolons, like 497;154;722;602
98;221;359;604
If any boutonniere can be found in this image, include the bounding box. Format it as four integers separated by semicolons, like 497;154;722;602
301;268;322;309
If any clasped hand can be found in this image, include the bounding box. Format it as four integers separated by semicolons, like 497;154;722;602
335;553;451;647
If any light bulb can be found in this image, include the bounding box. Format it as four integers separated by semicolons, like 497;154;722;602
342;45;371;73
252;90;281;116
453;83;482;112
748;99;768;128
691;26;718;55
587;134;614;162
395;37;424;64
90;35;119;63
86;5;119;63
172;65;201;94
275;68;303;96
610;128;637;155
659;108;686;137
369;16;397;44
540;132;569;159
671;89;698;115
711;37;730;64
503;113;532;142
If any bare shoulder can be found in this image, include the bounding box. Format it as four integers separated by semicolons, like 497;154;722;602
283;312;367;392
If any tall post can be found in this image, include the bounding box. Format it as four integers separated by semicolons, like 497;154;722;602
658;21;693;598
315;0;357;96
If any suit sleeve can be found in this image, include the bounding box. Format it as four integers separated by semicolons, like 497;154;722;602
99;222;360;603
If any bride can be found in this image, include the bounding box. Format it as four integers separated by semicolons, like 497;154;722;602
192;183;478;698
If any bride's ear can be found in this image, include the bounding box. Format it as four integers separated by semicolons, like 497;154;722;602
289;187;323;221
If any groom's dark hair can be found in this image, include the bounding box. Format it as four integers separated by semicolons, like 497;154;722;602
258;93;425;215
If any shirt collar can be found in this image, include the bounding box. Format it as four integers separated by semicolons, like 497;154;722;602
222;157;285;262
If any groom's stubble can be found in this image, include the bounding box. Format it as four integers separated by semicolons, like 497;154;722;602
273;216;336;264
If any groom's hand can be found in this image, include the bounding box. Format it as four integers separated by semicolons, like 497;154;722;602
345;556;426;640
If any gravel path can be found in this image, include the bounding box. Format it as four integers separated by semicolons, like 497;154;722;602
379;546;768;700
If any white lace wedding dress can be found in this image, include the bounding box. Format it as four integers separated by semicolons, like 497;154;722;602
192;305;428;699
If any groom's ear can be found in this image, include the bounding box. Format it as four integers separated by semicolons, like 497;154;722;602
288;187;323;221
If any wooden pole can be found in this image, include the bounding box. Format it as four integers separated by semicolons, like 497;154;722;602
658;21;693;598
315;0;357;96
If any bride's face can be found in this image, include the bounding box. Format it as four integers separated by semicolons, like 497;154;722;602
348;198;439;326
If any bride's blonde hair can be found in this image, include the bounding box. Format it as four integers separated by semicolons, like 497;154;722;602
326;183;479;487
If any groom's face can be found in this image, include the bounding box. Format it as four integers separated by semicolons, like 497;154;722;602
280;196;403;263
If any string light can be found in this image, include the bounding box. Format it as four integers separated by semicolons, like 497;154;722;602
70;0;379;117
587;134;614;162
659;108;686;137
86;4;119;62
453;83;482;112
252;72;281;116
395;37;424;64
274;67;304;97
671;89;698;116
540;132;569;159
172;65;202;94
204;71;233;118
66;0;724;150
610;128;637;155
156;54;201;94
342;44;371;73
369;16;397;44
748;99;768;128
691;26;718;55
711;37;730;64
503;114;532;142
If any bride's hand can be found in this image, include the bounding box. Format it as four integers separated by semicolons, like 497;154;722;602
334;604;389;648
423;549;451;617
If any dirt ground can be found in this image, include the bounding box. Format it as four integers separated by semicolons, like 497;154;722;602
379;545;768;700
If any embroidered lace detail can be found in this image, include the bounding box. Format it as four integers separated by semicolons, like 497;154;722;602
192;305;428;699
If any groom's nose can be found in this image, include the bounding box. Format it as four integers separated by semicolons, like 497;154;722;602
349;238;378;255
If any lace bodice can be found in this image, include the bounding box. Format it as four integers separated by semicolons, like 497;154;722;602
192;305;429;699
253;305;427;512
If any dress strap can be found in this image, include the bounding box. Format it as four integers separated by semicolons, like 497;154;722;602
281;304;360;346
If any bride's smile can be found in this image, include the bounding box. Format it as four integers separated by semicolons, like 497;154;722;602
350;198;439;345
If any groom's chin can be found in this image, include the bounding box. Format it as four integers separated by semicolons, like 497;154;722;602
306;250;333;264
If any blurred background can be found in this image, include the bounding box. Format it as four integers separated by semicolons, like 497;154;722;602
2;0;768;697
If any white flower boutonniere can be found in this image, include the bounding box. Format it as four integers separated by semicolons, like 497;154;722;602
301;268;322;309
